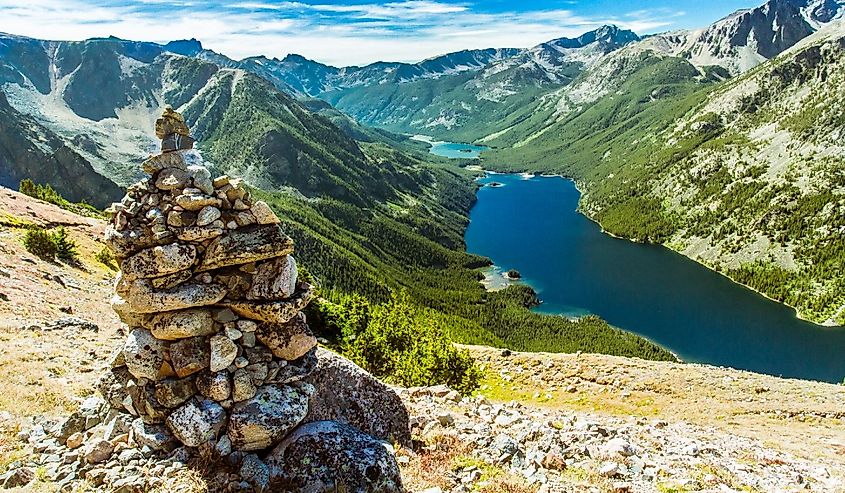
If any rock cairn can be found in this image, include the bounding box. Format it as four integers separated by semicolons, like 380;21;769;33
81;108;405;491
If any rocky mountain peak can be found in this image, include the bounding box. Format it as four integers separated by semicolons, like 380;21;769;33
163;38;204;56
545;25;640;51
681;0;844;72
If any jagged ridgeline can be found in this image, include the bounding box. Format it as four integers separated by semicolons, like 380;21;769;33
0;32;674;361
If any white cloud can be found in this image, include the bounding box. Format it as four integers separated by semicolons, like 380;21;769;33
0;0;686;66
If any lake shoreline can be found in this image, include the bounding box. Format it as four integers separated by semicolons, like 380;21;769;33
466;168;845;382
530;173;836;329
569;183;834;329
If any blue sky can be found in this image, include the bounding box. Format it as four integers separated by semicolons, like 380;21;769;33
0;0;761;65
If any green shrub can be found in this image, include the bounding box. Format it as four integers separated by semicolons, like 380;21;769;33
52;227;78;262
95;246;117;270
314;292;482;394
19;179;103;218
22;226;78;262
23;227;58;259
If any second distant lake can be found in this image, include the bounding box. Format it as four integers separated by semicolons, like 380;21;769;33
412;135;489;159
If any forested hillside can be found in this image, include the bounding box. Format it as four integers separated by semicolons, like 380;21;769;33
484;22;845;325
0;32;675;361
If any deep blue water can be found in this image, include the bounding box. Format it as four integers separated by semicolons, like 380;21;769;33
428;141;488;159
465;173;845;383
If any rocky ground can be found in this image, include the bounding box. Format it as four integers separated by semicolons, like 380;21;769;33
1;188;845;492
398;347;845;492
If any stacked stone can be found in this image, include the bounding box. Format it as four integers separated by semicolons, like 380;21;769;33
103;144;318;452
94;109;404;491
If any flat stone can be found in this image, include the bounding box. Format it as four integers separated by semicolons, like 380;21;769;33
265;421;402;492
142;151;188;174
213;308;237;323
150;270;193;291
256;313;316;361
121;243;196;281
210;335;238;372
238;320;258;332
155;168;189;191
123;328;167;381
84;440;114;464
213;175;230;189
198;225;293;272
175;226;225;242
167;210;196;228
227;383;313;452
251;201;279;225
111;295;152;327
161;133;195;152
175;193;220;212
225;283;315;324
155;377;197;408
125;280;227;314
196;206;221;227
166;398;226;448
247;256;297;301
170;337;210;378
196;371;231;402
150;309;216;341
104;224;157;260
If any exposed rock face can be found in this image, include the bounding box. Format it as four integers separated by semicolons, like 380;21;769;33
71;108;407;492
305;348;411;446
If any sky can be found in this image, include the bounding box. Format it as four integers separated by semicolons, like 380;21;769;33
0;0;762;66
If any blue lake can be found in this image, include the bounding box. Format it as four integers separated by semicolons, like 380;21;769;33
465;173;845;383
427;141;488;159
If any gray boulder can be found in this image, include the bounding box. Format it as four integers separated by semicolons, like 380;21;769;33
305;348;411;446
227;383;313;451
266;421;403;493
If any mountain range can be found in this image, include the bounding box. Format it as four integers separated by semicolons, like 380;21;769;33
0;0;843;332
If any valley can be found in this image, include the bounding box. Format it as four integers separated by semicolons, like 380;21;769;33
1;0;845;490
0;0;841;389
